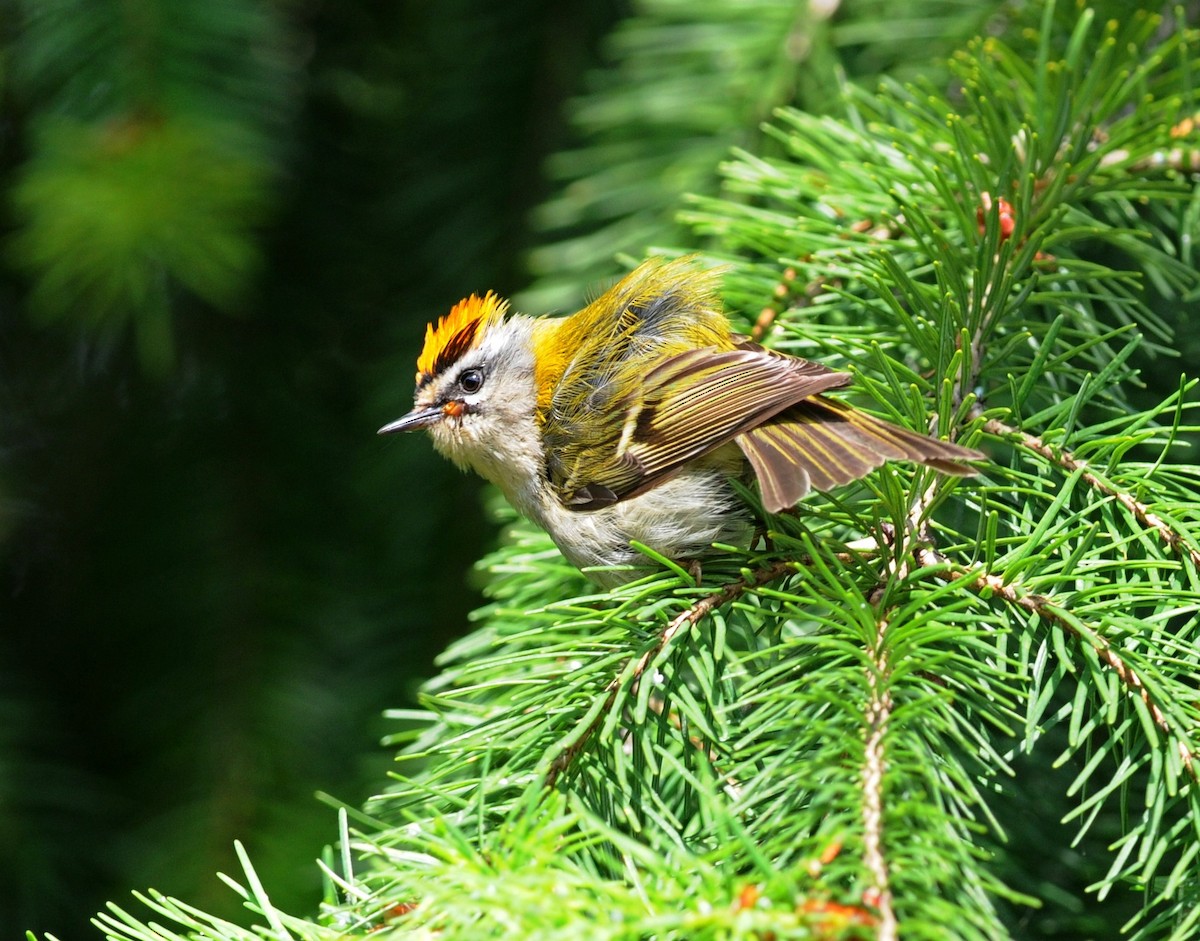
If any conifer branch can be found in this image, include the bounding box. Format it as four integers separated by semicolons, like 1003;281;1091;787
544;560;798;789
979;415;1200;571
751;266;804;341
853;479;940;937
753;217;903;342
1100;145;1200;174
913;546;1198;782
1098;113;1200;173
861;608;898;940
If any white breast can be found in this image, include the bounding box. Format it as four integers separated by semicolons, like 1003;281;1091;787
515;459;753;587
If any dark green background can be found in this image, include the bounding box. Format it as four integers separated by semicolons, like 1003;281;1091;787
0;2;619;935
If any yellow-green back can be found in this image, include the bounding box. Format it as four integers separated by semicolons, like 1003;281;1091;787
532;257;732;421
534;257;735;502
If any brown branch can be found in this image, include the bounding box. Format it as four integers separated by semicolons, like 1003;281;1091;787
751;266;821;342
1098;136;1200;174
1118;147;1200;173
861;611;898;939
1077;113;1200;174
914;545;1197;781
543;560;799;789
855;504;930;937
751;218;903;343
981;415;1200;571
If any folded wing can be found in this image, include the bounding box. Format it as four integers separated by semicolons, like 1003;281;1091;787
552;346;851;508
548;342;982;512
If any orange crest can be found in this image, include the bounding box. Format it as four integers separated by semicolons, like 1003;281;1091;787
416;292;508;385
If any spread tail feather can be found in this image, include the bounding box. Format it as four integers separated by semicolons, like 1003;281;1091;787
736;397;982;513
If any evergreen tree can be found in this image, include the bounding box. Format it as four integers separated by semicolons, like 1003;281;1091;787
18;1;1200;939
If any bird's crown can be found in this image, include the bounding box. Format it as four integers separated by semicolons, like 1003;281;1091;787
416;291;509;386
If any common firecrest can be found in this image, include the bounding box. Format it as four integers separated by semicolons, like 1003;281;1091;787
379;257;982;586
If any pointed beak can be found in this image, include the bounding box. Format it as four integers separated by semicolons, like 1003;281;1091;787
377;406;443;435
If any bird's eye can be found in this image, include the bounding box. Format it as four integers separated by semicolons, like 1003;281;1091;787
458;368;484;394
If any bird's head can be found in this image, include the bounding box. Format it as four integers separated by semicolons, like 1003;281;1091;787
378;292;542;483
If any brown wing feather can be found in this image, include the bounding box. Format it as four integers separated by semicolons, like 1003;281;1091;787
545;301;983;512
557;346;851;507
621;348;851;477
738;397;982;512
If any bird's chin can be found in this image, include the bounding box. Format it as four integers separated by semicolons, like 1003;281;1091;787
428;424;474;472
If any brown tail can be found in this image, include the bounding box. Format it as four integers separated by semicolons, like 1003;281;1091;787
736;397;982;513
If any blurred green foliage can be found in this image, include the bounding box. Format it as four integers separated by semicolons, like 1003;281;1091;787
8;0;295;369
522;0;1000;312
0;0;618;936
12;115;271;369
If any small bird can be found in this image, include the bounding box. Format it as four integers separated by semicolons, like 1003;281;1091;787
380;258;982;586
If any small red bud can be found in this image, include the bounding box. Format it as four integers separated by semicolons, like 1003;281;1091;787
818;836;843;864
977;192;1016;241
798;898;877;929
734;882;761;910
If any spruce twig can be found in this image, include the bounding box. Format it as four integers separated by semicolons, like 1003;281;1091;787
913;545;1198;782
979;414;1200;570
861;605;899;939
544;559;799;788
